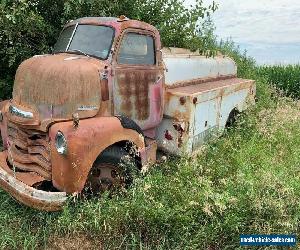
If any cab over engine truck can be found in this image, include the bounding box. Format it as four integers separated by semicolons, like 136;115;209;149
0;17;255;211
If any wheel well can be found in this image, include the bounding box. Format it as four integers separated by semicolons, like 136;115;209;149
225;108;240;128
97;140;142;169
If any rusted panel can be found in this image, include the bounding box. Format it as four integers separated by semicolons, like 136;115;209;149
164;78;254;120
158;77;256;155
115;69;152;119
7;122;52;180
112;25;164;132
168;78;254;96
0;151;66;211
166;75;237;89
114;68;164;131
12;54;107;131
156;119;191;155
49;116;145;194
101;79;110;101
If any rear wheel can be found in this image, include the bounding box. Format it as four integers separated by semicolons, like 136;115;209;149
86;145;138;194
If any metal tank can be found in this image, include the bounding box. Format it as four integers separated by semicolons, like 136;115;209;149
162;47;237;86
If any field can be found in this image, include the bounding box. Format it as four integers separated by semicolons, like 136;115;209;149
0;59;300;249
258;65;300;98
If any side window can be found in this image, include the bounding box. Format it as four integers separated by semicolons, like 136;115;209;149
118;32;155;65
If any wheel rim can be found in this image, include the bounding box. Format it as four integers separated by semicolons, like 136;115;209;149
88;163;125;193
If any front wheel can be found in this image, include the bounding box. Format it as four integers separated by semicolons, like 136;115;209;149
86;145;139;194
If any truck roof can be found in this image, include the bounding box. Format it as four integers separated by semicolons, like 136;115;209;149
64;16;160;38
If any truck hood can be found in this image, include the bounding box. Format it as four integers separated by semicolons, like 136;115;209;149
11;53;105;130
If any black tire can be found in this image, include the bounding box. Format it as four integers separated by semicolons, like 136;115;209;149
86;145;139;194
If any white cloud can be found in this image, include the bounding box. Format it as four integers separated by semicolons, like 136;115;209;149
184;0;300;64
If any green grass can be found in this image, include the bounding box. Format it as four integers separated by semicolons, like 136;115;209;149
1;69;300;249
257;64;300;98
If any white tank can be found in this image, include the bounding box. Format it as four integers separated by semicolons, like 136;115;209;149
162;47;237;86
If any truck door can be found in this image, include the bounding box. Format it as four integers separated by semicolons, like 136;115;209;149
113;29;164;134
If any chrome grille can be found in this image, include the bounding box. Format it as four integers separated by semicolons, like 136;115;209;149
7;123;51;180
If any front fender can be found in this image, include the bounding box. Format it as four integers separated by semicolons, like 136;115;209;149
49;116;145;193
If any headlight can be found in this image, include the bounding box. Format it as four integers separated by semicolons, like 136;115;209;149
55;131;68;155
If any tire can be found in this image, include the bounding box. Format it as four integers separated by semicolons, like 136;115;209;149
86;145;139;194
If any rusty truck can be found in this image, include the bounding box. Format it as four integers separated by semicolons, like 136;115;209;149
0;16;255;211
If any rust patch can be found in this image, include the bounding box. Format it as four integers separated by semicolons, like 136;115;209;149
12;54;107;131
179;96;187;105
173;122;188;148
101;78;109;101
167;75;237;89
116;69;157;121
167;78;255;96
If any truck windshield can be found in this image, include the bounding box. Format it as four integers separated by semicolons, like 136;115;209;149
53;24;114;59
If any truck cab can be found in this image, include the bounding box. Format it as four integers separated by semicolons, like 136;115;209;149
0;17;255;211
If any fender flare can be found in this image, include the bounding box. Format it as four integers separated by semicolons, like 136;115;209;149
115;115;144;137
49;116;145;194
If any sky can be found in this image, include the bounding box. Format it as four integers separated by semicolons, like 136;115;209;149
184;0;300;65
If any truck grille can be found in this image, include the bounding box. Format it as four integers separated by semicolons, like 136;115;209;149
7;122;52;180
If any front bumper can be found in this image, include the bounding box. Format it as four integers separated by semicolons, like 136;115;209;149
0;151;67;211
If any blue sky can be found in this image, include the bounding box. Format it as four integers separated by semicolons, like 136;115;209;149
185;0;300;65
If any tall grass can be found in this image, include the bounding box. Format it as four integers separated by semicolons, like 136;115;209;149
257;65;300;98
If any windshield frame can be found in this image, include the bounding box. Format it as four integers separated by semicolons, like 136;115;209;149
54;23;115;60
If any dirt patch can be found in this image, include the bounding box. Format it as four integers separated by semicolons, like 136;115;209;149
47;233;102;250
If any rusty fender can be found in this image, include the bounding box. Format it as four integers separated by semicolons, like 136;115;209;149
49;116;145;194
